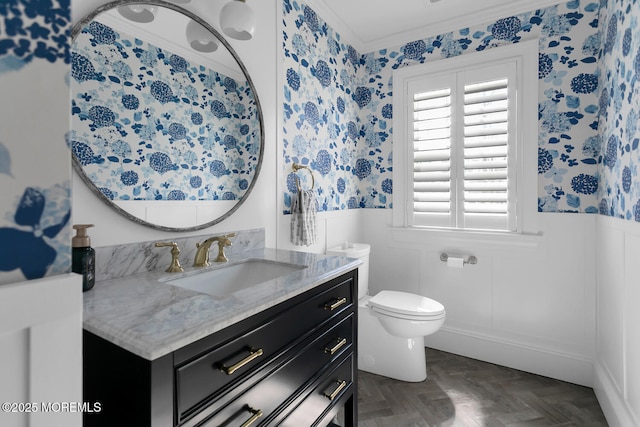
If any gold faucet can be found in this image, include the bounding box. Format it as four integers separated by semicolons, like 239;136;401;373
193;233;236;267
154;241;184;273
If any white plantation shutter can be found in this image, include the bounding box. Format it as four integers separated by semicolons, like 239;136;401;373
408;62;517;231
410;78;454;227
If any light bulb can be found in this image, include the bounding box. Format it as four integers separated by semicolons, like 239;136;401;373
117;5;158;23
220;0;256;41
186;20;218;53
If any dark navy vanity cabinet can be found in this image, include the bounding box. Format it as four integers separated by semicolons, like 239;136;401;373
83;269;358;427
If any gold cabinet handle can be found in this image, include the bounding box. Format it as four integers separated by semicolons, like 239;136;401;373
324;297;347;311
323;380;347;401
220;348;264;375
324;338;347;355
240;407;263;427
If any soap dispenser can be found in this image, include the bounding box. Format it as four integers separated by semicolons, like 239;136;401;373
72;224;95;292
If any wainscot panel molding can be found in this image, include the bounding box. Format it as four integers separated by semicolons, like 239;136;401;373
595;215;640;427
361;209;597;387
276;209;363;254
427;325;595;387
0;274;83;427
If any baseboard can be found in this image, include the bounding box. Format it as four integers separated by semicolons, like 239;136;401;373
425;326;594;387
593;361;638;427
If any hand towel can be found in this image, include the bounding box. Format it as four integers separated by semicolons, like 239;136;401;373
290;189;317;246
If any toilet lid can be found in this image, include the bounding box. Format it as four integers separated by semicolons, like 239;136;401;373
368;290;445;318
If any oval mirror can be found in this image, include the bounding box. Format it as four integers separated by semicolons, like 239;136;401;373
70;0;264;231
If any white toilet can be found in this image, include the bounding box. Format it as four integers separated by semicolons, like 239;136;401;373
327;243;445;382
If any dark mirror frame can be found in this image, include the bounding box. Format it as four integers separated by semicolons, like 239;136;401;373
71;0;264;232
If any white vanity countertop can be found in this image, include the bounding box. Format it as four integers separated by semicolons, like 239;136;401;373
83;248;360;360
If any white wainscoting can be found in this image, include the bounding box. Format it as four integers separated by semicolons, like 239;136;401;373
277;209;363;254
0;274;83;427
594;216;640;427
361;209;597;387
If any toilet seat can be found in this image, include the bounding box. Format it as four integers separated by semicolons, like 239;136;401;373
368;290;445;320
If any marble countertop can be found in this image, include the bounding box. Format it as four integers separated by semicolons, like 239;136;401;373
83;248;360;360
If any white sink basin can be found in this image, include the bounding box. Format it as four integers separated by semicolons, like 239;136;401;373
164;260;307;297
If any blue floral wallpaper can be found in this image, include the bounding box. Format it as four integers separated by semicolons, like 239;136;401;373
282;0;604;215
71;20;260;202
282;0;364;212
597;0;640;221
0;0;72;284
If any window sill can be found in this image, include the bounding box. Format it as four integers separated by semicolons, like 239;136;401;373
390;226;543;248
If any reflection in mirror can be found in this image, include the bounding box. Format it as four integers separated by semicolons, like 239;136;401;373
70;1;263;231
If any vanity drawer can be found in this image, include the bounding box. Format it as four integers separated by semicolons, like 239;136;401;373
176;277;353;420
190;315;354;427
277;353;354;427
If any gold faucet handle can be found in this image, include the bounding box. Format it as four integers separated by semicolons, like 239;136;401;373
154;241;184;273
219;233;236;246
214;233;236;263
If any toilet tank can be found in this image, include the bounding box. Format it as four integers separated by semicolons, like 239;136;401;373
326;243;370;299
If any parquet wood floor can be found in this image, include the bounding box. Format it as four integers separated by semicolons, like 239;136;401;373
352;347;608;427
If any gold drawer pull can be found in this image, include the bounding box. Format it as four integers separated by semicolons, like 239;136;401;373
324;297;347;311
324;338;347;355
323;380;347;401
221;348;264;375
240;407;263;427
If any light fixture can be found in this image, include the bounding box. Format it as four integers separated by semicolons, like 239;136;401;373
186;20;219;53
117;5;158;23
219;0;256;41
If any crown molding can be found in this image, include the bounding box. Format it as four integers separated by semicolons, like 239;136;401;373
95;10;245;82
304;0;565;54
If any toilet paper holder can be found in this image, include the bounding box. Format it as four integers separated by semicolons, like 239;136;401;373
440;253;478;265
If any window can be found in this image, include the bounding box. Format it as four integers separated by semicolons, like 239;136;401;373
410;63;516;230
393;41;538;234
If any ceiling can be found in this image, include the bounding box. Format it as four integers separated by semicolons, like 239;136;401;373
305;0;564;53
80;3;245;81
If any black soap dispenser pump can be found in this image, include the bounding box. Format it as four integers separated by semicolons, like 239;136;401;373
72;224;95;292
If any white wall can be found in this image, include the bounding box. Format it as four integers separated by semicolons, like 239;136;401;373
276;203;601;389
275;209;363;254
0;274;83;427
71;0;278;248
273;193;601;387
594;216;640;427
360;208;597;387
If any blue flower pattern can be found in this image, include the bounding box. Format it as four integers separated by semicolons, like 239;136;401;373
0;0;638;291
1;0;72;282
71;22;260;201
598;0;640;221
0;0;70;71
283;0;608;214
